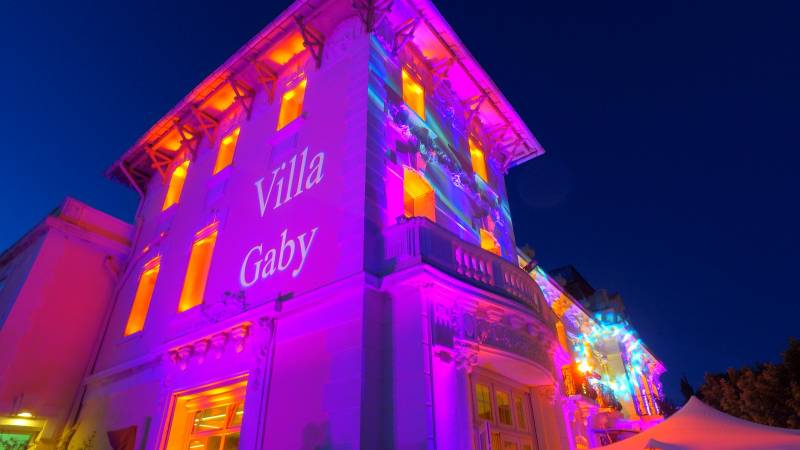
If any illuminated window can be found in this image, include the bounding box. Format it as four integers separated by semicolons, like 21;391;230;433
402;68;425;119
475;383;493;421
179;225;219;312
496;391;512;426
403;167;436;221
163;161;190;211
472;372;538;447
277;79;307;130
470;139;488;181
213;128;240;174
480;228;501;256
165;379;246;450
124;258;160;336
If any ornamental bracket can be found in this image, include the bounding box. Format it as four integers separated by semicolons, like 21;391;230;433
294;16;324;68
174;118;201;159
249;57;278;104
392;16;419;54
354;0;393;33
229;78;256;119
145;144;173;182
190;105;220;143
464;93;488;126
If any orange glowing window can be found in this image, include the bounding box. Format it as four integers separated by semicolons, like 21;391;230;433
403;167;435;221
179;225;219;312
213;128;240;174
402;68;425;119
124;258;160;336
469;139;488;182
277;79;307;130
163;161;190;211
480;228;501;256
164;378;246;450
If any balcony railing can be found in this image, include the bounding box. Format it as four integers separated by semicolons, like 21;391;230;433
381;217;554;324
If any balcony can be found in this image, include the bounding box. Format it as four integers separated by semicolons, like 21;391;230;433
381;217;553;323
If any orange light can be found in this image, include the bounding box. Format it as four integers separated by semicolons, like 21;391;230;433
124;258;160;336
213;128;240;174
277;79;306;130
578;360;592;373
402;68;425;119
403;167;435;221
163;161;190;211
264;32;306;65
479;228;501;256
469;139;488;181
179;227;219;312
203;84;237;112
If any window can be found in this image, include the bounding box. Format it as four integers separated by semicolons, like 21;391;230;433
124;257;160;336
163;161;190;211
213;128;240;174
475;383;493;420
472;372;538;449
401;68;425;119
470;139;488;182
480;228;501;256
514;397;527;430
277;79;306;130
403;167;436;221
179;224;219;312
496;391;512;426
165;379;246;450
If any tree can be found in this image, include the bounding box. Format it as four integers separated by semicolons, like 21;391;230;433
697;338;800;429
679;374;695;404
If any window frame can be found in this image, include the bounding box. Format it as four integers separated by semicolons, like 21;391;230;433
401;67;425;120
213;127;241;175
471;370;538;448
277;78;307;130
163;160;190;211
123;256;161;336
163;377;247;450
178;223;219;312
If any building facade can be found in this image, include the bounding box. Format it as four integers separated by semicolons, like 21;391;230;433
0;1;664;449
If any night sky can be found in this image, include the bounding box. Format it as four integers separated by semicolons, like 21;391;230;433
2;1;798;400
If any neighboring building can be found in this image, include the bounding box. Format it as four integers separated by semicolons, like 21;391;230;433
0;1;665;450
0;199;131;449
531;265;665;448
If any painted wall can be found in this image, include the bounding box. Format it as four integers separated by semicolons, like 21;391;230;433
0;199;131;449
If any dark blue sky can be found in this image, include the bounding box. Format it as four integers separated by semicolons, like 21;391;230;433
2;1;798;400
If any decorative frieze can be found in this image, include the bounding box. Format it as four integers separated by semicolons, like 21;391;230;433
167;323;252;371
432;302;555;372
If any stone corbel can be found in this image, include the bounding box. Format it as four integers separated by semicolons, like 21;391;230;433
210;332;228;359
230;324;251;353
193;339;210;364
453;340;480;373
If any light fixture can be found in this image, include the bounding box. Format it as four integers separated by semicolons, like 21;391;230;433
16;411;33;418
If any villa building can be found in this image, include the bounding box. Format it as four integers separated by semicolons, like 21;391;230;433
0;0;665;449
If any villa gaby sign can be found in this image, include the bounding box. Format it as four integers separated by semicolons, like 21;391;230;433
239;147;324;288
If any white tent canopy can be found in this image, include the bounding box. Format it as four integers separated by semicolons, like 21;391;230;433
601;397;800;450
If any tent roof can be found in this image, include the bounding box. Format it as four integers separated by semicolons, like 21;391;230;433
602;397;800;450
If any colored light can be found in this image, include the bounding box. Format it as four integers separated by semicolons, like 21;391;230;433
213;128;240;174
277;79;306;130
162;160;190;211
401;68;425;120
179;226;219;312
16;411;33;418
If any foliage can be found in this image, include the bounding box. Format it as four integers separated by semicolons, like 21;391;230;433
680;374;695;403
697;338;800;429
0;435;32;450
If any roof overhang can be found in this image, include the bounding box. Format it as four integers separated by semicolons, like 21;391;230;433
107;0;544;191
